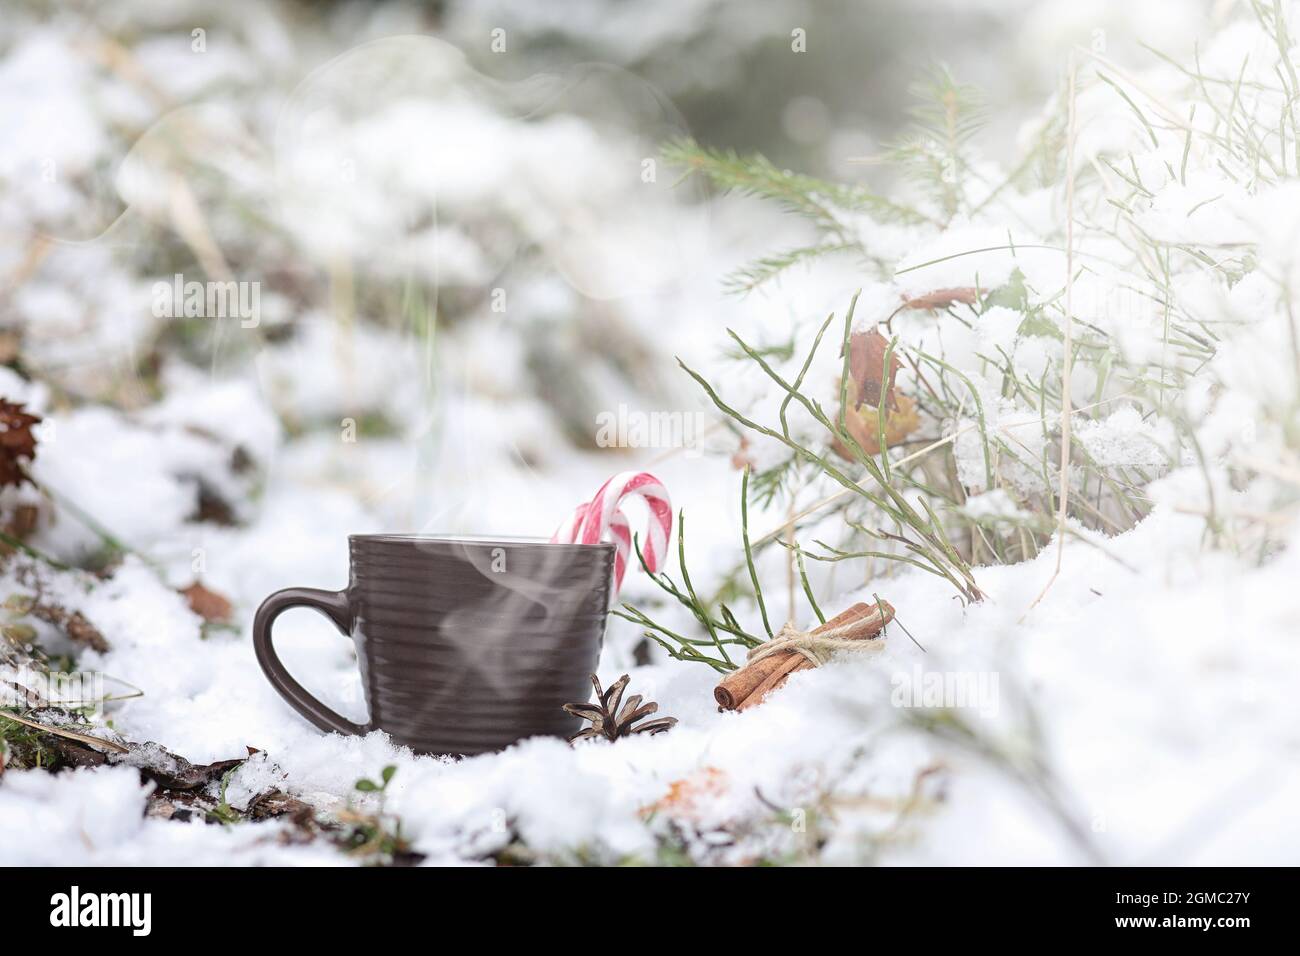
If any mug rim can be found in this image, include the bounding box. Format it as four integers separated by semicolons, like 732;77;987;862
350;533;616;551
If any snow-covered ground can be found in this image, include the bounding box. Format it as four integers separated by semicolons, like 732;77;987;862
5;492;1299;865
2;0;1299;866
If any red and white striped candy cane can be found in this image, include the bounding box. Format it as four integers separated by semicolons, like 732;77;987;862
605;509;632;590
577;471;672;573
552;501;633;589
551;471;672;595
552;502;589;544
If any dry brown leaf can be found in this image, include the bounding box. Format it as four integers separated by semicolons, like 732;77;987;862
181;581;233;623
848;329;900;410
247;789;316;825
0;399;41;488
3;503;39;540
26;601;109;653
902;287;979;311
0;711;129;754
833;328;919;461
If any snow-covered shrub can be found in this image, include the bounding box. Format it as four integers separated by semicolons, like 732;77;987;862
661;8;1300;631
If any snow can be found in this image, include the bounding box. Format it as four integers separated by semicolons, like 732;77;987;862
894;223;1032;297
1075;406;1173;470
3;0;1300;867
960;488;1029;523
0;766;343;865
7;480;1298;865
30;410;206;557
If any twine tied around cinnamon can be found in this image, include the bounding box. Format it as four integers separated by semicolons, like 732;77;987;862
747;614;887;669
714;599;895;711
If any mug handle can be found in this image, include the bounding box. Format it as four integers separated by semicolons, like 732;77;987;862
253;587;369;736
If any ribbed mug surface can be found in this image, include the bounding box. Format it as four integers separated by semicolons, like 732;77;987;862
253;535;615;756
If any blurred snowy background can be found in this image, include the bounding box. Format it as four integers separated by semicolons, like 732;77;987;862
7;0;1299;867
0;0;1223;604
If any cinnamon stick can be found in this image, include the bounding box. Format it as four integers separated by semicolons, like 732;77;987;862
735;653;809;711
713;652;789;709
817;600;892;637
716;600;894;712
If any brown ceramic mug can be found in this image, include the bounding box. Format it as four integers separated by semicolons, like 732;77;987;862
253;534;615;756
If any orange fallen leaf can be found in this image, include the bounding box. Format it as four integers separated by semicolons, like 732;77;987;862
833;392;920;459
640;767;729;821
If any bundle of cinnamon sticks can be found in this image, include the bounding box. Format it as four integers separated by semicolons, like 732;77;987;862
714;600;894;711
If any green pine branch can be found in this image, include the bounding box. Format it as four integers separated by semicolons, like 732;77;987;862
662;138;934;232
